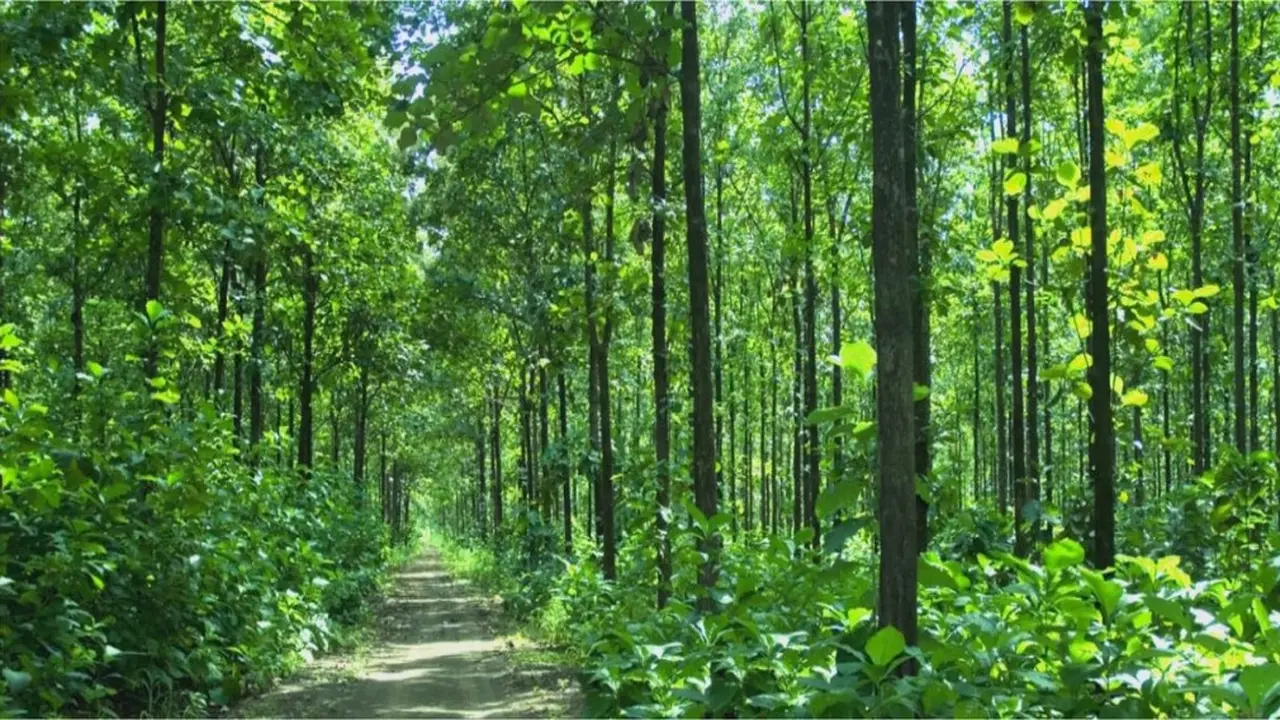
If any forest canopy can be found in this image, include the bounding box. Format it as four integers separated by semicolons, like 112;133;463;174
6;0;1280;717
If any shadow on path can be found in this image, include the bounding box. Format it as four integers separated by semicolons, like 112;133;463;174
236;550;577;718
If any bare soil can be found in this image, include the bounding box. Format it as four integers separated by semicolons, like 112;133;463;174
235;550;578;718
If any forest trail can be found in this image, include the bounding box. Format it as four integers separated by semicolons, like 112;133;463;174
236;549;577;719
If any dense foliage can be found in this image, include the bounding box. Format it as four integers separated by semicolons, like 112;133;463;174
405;0;1280;717
1;2;431;715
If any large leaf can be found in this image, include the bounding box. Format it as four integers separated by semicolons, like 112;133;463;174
816;479;862;519
1240;663;1280;711
1043;538;1085;572
840;341;877;379
865;626;906;667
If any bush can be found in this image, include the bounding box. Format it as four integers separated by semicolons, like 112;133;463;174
0;380;389;716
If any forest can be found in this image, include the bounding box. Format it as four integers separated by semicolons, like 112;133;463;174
5;0;1280;717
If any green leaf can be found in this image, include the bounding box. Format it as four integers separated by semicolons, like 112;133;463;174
840;340;877;379
2;668;31;693
913;383;930;401
1004;171;1027;196
1240;664;1280;710
991;137;1020;154
823;516;871;553
806;404;857;425
865;626;906;667
1081;568;1123;620
1121;389;1148;408
1014;1;1035;24
1055;160;1081;188
398;125;418;151
816;479;862;519
506;81;528;98
918;555;961;591
145;300;165;322
1153;355;1174;372
1043;538;1085;572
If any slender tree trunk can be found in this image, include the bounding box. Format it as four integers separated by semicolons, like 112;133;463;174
354;373;368;492
476;413;486;538
1020;22;1040;550
598;144;618;580
1230;0;1246;454
298;244;316;473
994;281;1007;515
491;396;504;530
143;1;167;381
559;372;571;555
867;0;918;656
1085;0;1115;569
680;0;719;601
650;50;671;606
249;146;268;454
799;0;820;552
1003;1;1027;558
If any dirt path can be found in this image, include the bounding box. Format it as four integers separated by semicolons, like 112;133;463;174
236;550;577;718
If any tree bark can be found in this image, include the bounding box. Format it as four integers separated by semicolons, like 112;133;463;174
297;244;316;473
867;0;918;656
680;0;719;601
1230;0;1246;454
143;1;167;381
1085;0;1115;569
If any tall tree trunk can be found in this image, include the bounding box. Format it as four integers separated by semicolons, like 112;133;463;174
651;46;672;604
249;146;268;454
476;413;487;538
539;365;551;516
867;0;918;657
143;1;167;381
559;372;571;555
298;244;316;472
353;372;368;492
1020;21;1040;550
1085;0;1115;569
1003;1;1027;558
799;0;820;552
995;281;1007;514
491;395;504;530
903;0;929;552
679;0;719;601
1230;0;1246;454
597;142;618;580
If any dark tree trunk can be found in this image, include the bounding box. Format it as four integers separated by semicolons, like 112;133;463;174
491;396;504;530
1230;0;1246;454
651;38;672;604
680;0;719;599
903;0;929;552
598;143;618;580
559;372;571;555
1003;1;1027;558
994;281;1007;515
867;0;918;656
354;373;368;492
799;0;820;552
1085;0;1115;569
298;245;316;472
143;1;167;381
1020;21;1040;550
249;146;268;453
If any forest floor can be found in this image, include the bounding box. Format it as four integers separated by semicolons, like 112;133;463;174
234;549;579;718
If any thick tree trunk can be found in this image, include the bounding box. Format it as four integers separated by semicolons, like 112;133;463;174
1085;0;1115;569
903;0;929;552
680;0;719;600
598;146;618;580
867;0;918;656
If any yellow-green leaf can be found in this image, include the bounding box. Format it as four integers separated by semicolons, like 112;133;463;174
1004;172;1028;196
1121;389;1148;408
